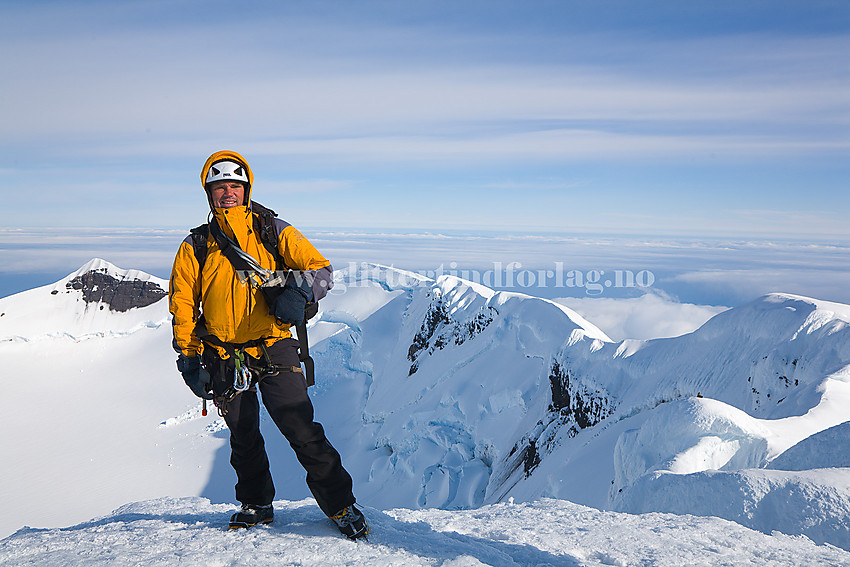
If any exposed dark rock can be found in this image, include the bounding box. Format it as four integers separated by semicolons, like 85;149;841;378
65;269;166;312
498;420;546;482
408;300;450;361
502;361;615;481
522;439;541;476
454;308;495;347
549;360;612;430
407;299;452;375
407;300;497;376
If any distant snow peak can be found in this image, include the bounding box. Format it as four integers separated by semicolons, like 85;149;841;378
63;258;166;313
0;258;170;342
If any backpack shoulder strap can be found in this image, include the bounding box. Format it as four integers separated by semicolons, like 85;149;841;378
251;201;316;385
188;224;209;269
250;201;286;269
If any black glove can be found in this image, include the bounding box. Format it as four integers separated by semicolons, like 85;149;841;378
177;355;214;400
272;275;313;326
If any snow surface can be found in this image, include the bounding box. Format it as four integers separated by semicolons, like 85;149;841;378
768;420;850;471
1;259;850;565
2;497;848;566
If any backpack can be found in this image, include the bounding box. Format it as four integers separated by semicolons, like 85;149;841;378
188;201;317;386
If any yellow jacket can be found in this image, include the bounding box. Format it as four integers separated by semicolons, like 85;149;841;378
169;150;332;360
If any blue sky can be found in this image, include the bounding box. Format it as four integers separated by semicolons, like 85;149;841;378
1;0;849;311
1;0;847;237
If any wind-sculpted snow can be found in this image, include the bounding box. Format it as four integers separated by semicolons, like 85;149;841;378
604;396;850;536
768;420;850;471
313;269;850;548
612;397;772;493
3;497;848;567
589;293;850;422
613;467;850;551
506;294;850;547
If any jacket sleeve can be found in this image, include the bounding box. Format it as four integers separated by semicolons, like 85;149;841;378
169;238;204;356
278;224;334;301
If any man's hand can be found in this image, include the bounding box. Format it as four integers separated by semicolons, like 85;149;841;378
177;355;214;400
273;276;313;326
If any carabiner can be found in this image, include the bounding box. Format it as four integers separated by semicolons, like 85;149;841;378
233;350;252;392
234;364;251;391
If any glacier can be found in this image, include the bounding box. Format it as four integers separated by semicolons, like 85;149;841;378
1;259;849;563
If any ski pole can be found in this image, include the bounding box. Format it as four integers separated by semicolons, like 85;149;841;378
202;398;207;417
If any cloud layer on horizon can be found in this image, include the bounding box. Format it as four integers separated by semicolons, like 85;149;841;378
1;1;847;235
2;227;847;307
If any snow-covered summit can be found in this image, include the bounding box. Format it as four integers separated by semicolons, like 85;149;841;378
1;260;849;555
70;257;166;287
0;258;169;341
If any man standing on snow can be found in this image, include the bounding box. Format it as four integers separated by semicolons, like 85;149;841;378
168;150;367;539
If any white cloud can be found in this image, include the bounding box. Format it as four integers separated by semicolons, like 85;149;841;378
554;294;729;341
6;66;845;157
2;228;847;312
0;3;846;240
2;12;846;164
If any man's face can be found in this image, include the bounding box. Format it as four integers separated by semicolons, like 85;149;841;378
208;181;245;208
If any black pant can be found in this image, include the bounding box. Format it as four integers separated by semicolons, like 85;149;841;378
205;338;355;516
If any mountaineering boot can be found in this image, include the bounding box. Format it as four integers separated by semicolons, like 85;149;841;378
229;503;274;529
330;505;368;540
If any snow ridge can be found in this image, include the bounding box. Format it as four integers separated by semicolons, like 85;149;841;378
315;267;850;550
1;260;850;558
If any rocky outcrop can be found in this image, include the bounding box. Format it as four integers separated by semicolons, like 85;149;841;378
407;296;496;375
65;268;167;312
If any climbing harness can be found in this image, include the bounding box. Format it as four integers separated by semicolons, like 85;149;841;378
207;341;305;417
